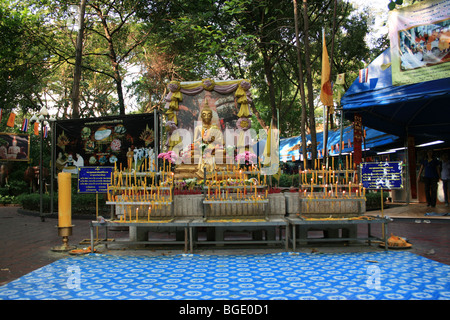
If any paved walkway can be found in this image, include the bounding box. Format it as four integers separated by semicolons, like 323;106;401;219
1;204;449;286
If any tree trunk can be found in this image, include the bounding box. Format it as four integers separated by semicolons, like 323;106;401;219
71;0;87;119
293;0;309;168
302;0;317;165
249;101;267;130
328;0;338;130
262;49;278;128
93;4;126;115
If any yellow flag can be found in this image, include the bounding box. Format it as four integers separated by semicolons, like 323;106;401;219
263;119;273;165
273;168;281;181
6;112;16;127
320;32;333;108
34;122;39;136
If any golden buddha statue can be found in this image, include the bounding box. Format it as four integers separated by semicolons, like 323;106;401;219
193;99;223;177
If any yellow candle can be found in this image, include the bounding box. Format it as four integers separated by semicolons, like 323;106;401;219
58;172;72;228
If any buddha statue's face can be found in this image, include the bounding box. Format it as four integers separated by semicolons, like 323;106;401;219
201;109;213;125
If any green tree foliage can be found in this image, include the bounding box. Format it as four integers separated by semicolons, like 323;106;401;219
0;2;52;114
1;0;382;133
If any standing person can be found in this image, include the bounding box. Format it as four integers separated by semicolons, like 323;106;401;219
418;150;441;207
440;153;450;206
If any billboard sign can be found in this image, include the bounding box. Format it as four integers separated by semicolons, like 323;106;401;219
361;161;403;190
55;113;157;174
388;0;450;85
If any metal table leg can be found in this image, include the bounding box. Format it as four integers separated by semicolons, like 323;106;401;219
189;227;193;253
184;227;188;253
90;222;95;253
292;224;296;252
384;221;389;251
285;224;289;251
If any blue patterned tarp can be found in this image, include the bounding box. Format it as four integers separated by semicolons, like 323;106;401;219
1;251;449;300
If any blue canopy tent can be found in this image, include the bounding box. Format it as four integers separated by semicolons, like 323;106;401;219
341;48;450;202
276;126;398;162
341;48;450;145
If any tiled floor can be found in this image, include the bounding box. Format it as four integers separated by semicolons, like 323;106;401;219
1;204;449;288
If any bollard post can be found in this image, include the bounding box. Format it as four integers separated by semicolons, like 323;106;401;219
52;172;76;252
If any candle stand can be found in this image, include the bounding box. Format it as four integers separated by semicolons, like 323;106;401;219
51;225;76;252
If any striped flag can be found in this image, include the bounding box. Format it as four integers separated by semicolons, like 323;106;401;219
359;68;369;83
43;125;48;138
21;118;29;132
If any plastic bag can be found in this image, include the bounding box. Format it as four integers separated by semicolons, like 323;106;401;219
438;180;445;203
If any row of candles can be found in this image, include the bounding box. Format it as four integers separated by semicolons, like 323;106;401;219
117;206;162;222
108;163;174;204
205;164;268;202
111;162;173;222
301;166;358;186
108;161;270;220
313;154;353;170
299;181;366;199
206;184;268;202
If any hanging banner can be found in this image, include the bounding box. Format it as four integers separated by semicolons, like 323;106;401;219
0;132;30;161
55;113;157;174
388;0;450;86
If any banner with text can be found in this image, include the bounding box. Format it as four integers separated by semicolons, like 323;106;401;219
361;161;403;190
388;0;450;85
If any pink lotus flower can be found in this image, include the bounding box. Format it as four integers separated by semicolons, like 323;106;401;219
157;151;178;163
235;151;257;164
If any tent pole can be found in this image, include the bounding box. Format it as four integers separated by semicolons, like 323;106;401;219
405;127;414;205
339;108;344;164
